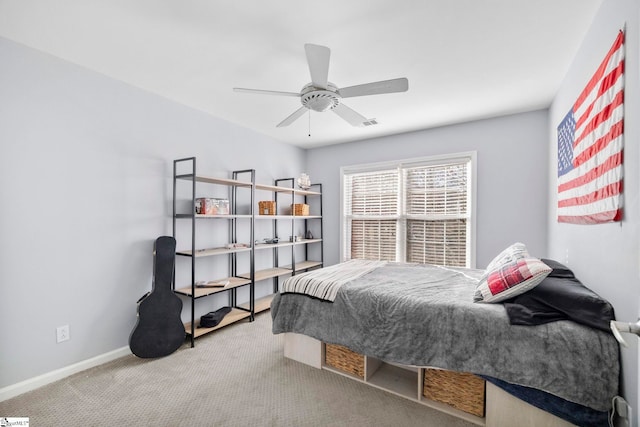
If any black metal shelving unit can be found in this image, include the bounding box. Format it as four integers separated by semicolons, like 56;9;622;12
271;178;324;293
172;157;255;347
171;159;324;345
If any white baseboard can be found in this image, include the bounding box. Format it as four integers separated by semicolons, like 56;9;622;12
0;346;131;402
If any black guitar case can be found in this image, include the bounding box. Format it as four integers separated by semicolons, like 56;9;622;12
129;236;185;358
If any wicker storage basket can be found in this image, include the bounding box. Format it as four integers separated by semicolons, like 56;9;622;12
423;368;485;417
324;344;365;379
292;203;310;216
258;201;276;215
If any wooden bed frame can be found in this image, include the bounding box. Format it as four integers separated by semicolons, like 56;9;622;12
284;332;576;427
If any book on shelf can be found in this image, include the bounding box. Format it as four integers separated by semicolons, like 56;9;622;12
195;280;230;288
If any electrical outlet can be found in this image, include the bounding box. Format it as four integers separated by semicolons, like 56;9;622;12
56;325;69;343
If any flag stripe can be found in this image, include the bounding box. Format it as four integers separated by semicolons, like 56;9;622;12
574;60;624;131
559;128;623;184
573;30;625;112
558;181;622;208
573;102;623;164
558;191;624;216
557;30;624;224
558;209;622;224
558;160;622;198
574;90;624;149
573;120;623;168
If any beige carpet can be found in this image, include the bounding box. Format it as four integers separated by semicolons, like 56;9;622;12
0;312;474;426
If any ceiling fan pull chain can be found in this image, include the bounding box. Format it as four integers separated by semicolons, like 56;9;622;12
308;110;311;137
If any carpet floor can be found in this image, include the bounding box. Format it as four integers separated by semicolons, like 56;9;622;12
0;312;475;426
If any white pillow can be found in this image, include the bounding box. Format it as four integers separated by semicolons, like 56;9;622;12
486;242;529;271
474;256;551;303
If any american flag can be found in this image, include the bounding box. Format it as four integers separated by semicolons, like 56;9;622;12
557;30;624;224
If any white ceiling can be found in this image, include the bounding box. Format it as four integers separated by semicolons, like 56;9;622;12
0;0;603;148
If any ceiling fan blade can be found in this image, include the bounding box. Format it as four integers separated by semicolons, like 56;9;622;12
233;87;300;97
305;44;330;89
332;103;367;127
338;78;409;99
276;107;308;127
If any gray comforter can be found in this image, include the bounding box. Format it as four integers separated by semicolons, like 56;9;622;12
271;262;619;411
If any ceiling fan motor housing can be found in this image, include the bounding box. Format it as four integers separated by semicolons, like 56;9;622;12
301;83;341;112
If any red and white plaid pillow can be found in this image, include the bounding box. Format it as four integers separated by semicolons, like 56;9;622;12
474;245;551;303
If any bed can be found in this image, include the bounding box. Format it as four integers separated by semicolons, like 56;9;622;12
270;256;620;427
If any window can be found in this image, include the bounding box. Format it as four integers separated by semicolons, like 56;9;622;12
342;153;475;267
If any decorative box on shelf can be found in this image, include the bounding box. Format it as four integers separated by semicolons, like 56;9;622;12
195;198;230;215
258;200;276;215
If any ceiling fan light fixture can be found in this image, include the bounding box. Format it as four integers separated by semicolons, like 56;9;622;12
301;90;341;112
300;82;340;112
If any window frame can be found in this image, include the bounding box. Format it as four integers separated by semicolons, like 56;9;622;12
340;151;477;268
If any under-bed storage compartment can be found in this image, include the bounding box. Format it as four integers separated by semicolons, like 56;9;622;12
285;334;582;426
321;341;485;425
423;368;486;417
324;343;365;379
366;358;420;400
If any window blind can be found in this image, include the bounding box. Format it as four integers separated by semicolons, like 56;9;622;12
350;219;397;261
345;170;399;216
406;219;467;266
344;170;399;261
404;162;469;267
404;163;468;217
343;156;472;267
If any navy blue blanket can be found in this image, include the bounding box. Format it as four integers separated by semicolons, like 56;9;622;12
484;376;609;427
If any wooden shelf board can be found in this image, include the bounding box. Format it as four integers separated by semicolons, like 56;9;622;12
255;215;322;220
174;276;252;297
254;242;294;249
239;294;274;313
175;214;252;219
184;308;251;338
254;239;322;251
176;174;253;187
177;246;251;257
238;267;292;281
295;238;322;245
280;261;323;271
197;214;252;219
255;183;321;196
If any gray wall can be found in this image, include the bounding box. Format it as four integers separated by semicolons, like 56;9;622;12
0;37;306;388
306;110;550;269
548;0;640;418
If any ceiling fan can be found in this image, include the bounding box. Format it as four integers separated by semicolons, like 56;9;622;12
233;44;409;128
